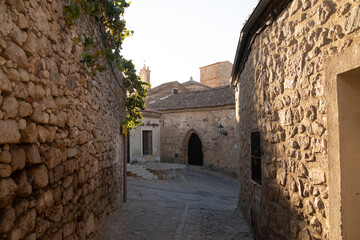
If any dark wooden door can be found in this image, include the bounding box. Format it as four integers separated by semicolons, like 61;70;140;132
188;133;203;166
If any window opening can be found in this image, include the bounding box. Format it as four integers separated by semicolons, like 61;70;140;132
251;132;261;184
143;130;153;155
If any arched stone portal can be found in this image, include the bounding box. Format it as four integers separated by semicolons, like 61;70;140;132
188;133;203;166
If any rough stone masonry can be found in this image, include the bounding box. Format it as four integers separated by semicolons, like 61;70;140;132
235;0;360;239
0;0;126;239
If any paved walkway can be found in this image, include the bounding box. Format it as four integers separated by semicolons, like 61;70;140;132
96;166;253;240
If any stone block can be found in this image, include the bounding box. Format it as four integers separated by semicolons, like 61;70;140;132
0;69;12;93
2;96;18;118
25;145;42;165
27;164;48;189
86;213;95;237
0;151;11;164
16;209;36;238
0;120;21;144
20;122;38;143
14;198;29;217
12;170;32;197
10;147;26;173
344;5;360;34
0;163;11;177
3;42;28;68
0;5;13;36
0;207;16;234
0;177;18;208
309;169;326;185
17;101;33;118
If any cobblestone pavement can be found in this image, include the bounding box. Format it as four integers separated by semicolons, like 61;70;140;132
96;166;253;240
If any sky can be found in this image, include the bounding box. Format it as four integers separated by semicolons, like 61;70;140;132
121;0;259;87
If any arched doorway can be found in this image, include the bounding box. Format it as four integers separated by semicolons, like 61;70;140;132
188;133;203;166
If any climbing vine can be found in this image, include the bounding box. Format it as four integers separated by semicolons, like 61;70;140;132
64;0;149;129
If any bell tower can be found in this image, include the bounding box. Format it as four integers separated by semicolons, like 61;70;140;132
139;64;151;85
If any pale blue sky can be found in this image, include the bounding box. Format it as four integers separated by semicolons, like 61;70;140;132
121;0;258;87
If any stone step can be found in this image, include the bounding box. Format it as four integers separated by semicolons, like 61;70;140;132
127;164;158;180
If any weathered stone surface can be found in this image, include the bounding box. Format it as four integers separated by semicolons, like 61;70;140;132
0;2;125;239
9;25;24;46
0;69;13;93
22;32;39;57
291;194;302;208
20;122;38;143
17;101;33;118
0;151;11;164
0;163;12;177
3;42;28;68
25;145;42;165
0;120;21;144
0;207;16;234
10;147;26;173
36;190;54;213
43;147;64;170
2;96;18;118
280;109;293;126
14;198;29;217
13;170;32;197
86;213;95;237
34;6;50;36
309;169;326;185
17;209;36;238
0;5;13;36
0;178;18;208
27;164;48;189
344;5;360;34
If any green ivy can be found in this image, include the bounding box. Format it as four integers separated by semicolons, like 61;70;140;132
64;0;150;129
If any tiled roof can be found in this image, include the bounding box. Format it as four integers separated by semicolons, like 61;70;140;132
146;86;235;111
148;81;188;95
181;79;210;88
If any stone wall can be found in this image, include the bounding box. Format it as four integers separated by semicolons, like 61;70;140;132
0;1;125;239
160;106;238;176
236;0;360;239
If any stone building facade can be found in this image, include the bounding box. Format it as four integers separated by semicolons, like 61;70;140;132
0;1;126;239
200;61;233;88
148;87;238;176
232;0;360;239
129;110;161;163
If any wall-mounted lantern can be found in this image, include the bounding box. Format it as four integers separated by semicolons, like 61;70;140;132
217;124;227;136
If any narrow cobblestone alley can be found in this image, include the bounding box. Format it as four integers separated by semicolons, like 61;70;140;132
96;166;253;240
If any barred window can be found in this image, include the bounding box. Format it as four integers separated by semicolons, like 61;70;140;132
251;132;262;185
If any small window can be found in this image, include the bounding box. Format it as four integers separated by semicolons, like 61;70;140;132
143;130;153;155
173;89;179;94
251;132;261;185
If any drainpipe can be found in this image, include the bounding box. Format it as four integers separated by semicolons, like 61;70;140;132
123;126;127;202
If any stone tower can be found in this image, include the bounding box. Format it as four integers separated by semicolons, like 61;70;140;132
199;61;233;88
140;64;151;85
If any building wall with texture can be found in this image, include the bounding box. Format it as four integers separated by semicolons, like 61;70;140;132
236;1;360;239
160;106;238;176
200;61;233;88
0;1;125;239
129;113;161;163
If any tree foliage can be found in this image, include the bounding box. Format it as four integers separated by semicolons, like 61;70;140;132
64;0;150;128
